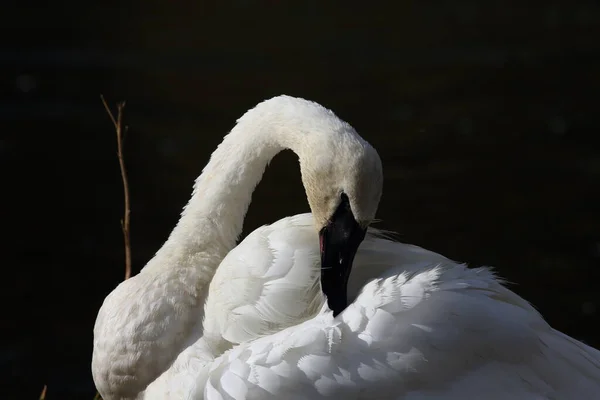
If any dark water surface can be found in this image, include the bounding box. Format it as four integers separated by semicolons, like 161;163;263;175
2;2;600;398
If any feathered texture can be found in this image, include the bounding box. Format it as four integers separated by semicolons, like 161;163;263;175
146;213;600;399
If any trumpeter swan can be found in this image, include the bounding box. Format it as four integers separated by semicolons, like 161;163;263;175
93;95;600;400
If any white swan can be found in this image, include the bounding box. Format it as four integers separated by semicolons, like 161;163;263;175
92;95;600;400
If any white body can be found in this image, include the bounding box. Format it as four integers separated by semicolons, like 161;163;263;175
92;96;600;400
146;213;600;399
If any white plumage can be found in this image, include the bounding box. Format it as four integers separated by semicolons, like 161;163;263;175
92;95;600;400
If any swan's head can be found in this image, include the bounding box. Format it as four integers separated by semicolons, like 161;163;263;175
299;120;383;316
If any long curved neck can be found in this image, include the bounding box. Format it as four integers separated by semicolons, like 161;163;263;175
145;97;313;275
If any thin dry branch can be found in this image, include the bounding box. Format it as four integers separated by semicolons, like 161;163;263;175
101;95;132;280
39;385;47;400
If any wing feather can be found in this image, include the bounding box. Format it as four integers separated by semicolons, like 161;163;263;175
151;214;600;399
204;259;600;399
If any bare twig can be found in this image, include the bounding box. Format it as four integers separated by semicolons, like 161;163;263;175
100;95;132;280
39;385;47;400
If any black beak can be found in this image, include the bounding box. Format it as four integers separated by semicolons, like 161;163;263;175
319;193;367;316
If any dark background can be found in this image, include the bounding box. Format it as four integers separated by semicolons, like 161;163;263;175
2;2;599;399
